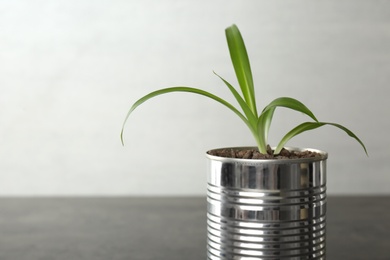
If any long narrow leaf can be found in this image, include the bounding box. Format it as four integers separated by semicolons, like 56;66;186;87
120;86;250;145
321;122;368;156
225;24;257;116
274;122;323;154
257;107;276;150
274;122;368;155
214;72;267;153
258;97;319;153
213;72;258;125
261;97;319;122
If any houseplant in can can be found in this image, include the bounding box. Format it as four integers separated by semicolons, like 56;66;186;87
121;24;367;259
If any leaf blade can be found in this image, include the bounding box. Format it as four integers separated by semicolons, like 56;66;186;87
274;121;368;155
257;97;318;152
120;86;251;145
213;72;257;124
274;122;323;154
261;97;319;122
321;122;368;156
214;72;267;153
225;24;257;116
257;107;276;148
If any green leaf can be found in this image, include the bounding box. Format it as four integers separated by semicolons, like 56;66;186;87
120;86;250;145
274;122;323;154
214;72;267;153
257;107;275;152
274;122;368;155
321;122;368;156
225;24;257;116
213;72;257;125
257;97;318;153
261;97;319;122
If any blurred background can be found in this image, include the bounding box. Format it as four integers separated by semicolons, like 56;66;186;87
0;0;388;196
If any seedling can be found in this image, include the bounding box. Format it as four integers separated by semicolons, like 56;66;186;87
121;24;367;156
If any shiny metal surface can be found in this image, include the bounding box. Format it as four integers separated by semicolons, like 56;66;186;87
206;147;328;260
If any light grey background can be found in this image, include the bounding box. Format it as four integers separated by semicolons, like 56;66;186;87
0;0;388;196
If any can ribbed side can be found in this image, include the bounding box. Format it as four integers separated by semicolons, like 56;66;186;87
206;147;327;260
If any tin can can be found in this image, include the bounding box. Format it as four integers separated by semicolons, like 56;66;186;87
206;147;327;260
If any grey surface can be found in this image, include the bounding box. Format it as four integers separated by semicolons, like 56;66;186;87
0;197;388;260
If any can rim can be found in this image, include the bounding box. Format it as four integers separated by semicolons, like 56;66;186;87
206;146;328;164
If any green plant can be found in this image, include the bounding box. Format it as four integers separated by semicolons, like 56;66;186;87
121;24;367;155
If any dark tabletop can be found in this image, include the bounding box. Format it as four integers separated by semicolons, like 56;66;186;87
0;196;388;260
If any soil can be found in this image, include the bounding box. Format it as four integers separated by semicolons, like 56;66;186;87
207;145;321;160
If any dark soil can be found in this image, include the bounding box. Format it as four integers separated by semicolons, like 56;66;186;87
207;145;321;160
